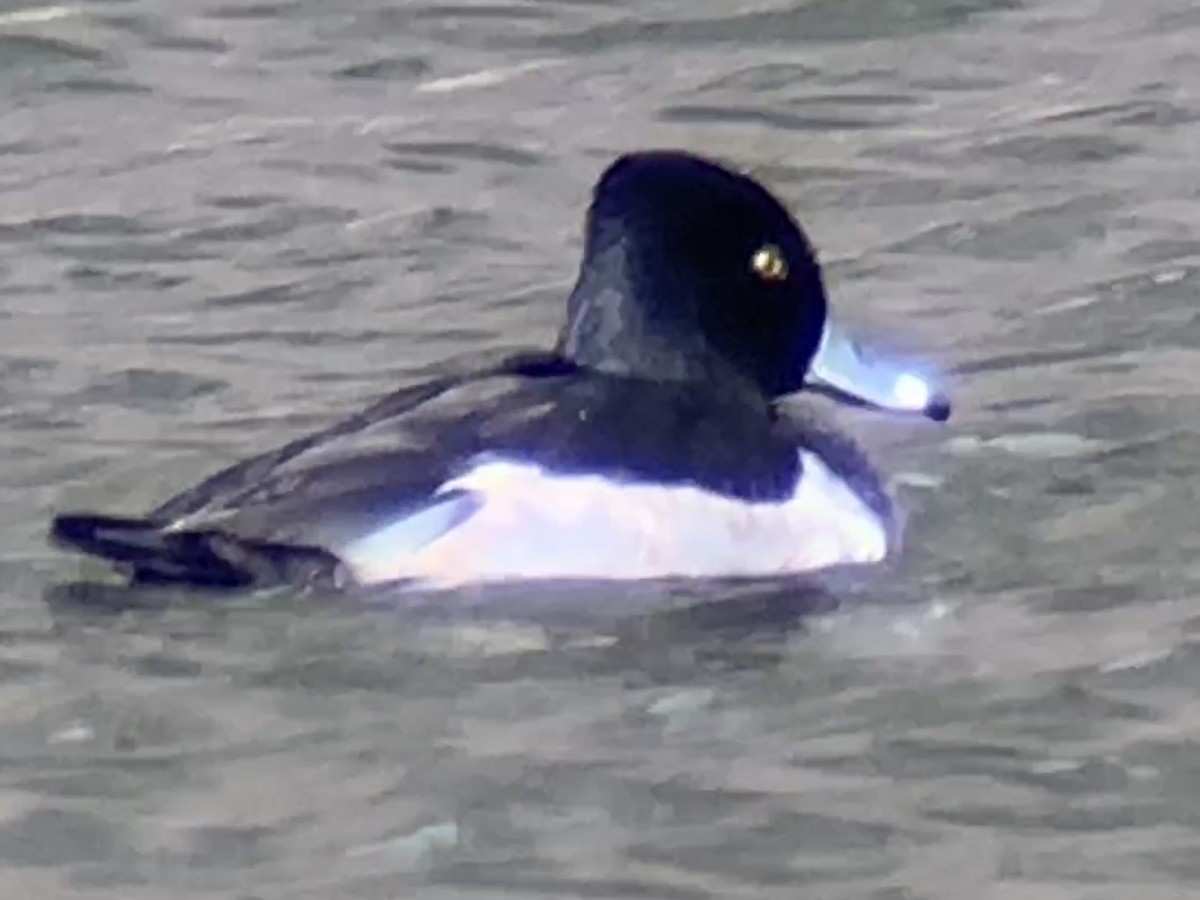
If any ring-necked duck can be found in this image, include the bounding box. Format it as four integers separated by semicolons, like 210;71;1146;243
50;150;950;593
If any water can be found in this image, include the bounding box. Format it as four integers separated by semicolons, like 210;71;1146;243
3;0;1200;896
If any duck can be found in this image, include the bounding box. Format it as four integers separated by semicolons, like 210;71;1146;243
49;150;951;594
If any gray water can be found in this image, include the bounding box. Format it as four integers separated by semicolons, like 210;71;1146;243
3;0;1200;896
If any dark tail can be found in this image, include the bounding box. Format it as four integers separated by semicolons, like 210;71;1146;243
50;513;341;590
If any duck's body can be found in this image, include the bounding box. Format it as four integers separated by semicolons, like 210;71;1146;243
50;151;950;594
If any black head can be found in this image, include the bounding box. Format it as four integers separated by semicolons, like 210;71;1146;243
557;151;828;401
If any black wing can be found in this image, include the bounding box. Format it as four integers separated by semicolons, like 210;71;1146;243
49;352;568;587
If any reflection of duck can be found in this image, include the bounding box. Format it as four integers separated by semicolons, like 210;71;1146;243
50;150;950;593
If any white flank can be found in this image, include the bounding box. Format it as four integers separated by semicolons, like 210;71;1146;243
339;451;889;589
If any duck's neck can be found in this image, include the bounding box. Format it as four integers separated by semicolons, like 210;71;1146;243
555;234;765;408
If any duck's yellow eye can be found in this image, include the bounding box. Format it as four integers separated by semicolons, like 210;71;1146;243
751;244;789;282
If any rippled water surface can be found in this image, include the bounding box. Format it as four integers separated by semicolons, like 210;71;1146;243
4;0;1200;896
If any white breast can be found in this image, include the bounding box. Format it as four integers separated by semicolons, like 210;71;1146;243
339;451;891;589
